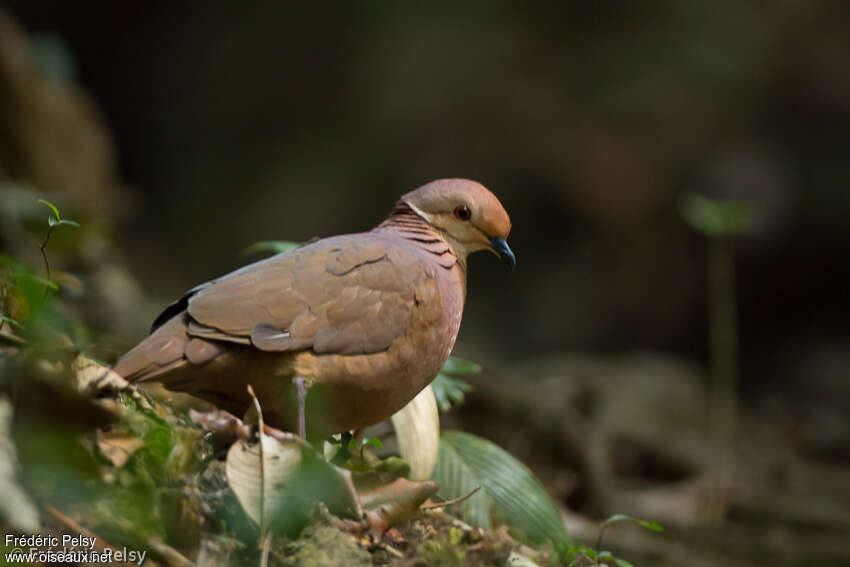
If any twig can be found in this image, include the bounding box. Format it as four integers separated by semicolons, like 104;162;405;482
420;485;481;510
144;538;197;567
39;225;55;296
45;506;145;567
259;532;272;567
109;515;195;567
378;543;405;558
247;384;267;545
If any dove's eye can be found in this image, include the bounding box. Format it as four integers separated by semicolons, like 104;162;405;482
454;205;471;221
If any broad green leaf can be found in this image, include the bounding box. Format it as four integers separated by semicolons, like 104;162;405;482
433;432;492;528
681;193;752;237
613;558;636;567
242;240;301;256
37;199;61;221
433;431;571;549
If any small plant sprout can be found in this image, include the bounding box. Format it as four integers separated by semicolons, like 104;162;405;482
348;436;383;460
565;514;663;567
37;199;80;295
681;192;753;522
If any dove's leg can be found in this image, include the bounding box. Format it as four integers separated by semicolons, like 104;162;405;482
292;376;308;439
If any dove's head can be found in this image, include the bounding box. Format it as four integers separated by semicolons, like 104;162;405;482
401;178;515;268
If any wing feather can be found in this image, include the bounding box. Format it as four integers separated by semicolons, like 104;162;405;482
183;234;424;355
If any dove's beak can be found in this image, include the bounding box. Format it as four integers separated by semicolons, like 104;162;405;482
489;237;516;269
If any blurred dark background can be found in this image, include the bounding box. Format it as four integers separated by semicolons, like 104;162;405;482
6;1;850;365
2;2;849;564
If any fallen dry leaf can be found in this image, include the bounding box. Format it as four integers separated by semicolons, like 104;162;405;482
96;429;143;468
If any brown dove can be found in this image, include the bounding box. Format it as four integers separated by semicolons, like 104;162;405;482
114;178;514;439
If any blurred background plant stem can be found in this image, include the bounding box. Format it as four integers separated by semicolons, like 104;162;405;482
706;233;739;523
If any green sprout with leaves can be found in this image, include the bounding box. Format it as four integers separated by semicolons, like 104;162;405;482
566;514;663;567
37;199;79;293
347;436;383;460
0;199;79;334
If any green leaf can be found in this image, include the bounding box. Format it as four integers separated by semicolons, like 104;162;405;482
441;356;481;375
432;430;571;549
431;372;472;411
431;356;479;411
54;219;80;228
242;240;301;256
613;557;636;567
37;199;61;221
681;193;753;237
603;513;663;533
566;545;596;559
17;273;58;291
347;436;383;454
0;315;23;329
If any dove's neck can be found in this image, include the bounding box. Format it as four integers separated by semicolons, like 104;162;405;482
377;203;466;273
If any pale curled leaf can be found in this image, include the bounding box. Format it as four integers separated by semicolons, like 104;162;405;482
226;429;361;527
226;432;304;527
391;384;440;480
432;431;571;548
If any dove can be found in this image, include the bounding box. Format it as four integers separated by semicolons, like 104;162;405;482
114;178;514;440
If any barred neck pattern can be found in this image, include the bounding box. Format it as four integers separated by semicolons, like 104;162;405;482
378;203;458;270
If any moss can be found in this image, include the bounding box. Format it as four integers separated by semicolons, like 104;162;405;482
280;525;372;567
407;521;513;567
